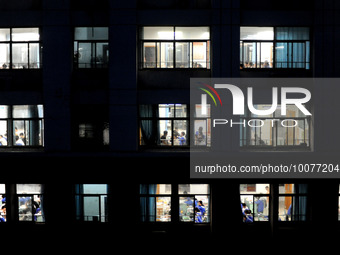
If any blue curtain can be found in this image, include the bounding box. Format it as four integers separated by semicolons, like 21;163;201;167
292;184;308;221
275;27;309;69
139;105;160;145
140;184;157;222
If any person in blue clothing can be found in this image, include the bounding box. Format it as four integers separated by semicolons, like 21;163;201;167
178;132;186;145
255;197;264;214
195;207;203;223
197;200;206;214
243;209;253;223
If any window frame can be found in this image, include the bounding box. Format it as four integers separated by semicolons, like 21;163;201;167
178;184;210;224
73;27;109;69
75;184;109;223
0;27;42;70
278;183;308;222
240;26;310;70
140;26;211;69
0;105;44;148
16;184;44;223
240;105;311;151
240;183;271;223
139;184;172;223
138;104;191;148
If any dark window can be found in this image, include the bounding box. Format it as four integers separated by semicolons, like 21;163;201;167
75;184;108;222
74;27;109;68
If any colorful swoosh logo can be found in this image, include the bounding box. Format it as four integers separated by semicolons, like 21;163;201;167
198;83;223;106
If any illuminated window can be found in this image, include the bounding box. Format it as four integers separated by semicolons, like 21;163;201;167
74;27;109;68
0;105;44;148
278;184;308;221
140;184;172;222
240;184;270;222
17;184;44;222
179;184;210;223
141;26;210;69
240;104;310;150
0;28;41;69
0;184;5;222
139;104;211;147
240;27;310;69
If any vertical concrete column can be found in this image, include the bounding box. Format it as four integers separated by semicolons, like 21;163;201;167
109;8;138;152
42;1;72;152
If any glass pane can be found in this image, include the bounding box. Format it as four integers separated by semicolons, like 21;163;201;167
143;27;174;40
12;43;28;69
175;104;187;117
13;120;26;146
17;184;43;194
193;42;207;68
13;105;40;118
159;120;171;145
159;42;173;68
29;43;40;68
175;42;190;68
83;196;100;221
0;29;10;42
195;195;209;223
276;27;309;40
0;106;8;118
242;42;256;68
279;184;295;194
12;28;39;41
240;184;270;194
34;195;43;222
178;184;210;194
240;195;254;216
93;27;109;40
0;121;7;146
179;196;194;222
260;42;273;68
254;196;269;221
95;42;109;68
175;27;210;40
0;184;5;194
148;184;171;195
75;27;108;40
275;42;288;68
156;196;171;222
240;27;274;40
0;43;9;69
195;104;211;117
278;196;292;221
143;42;156;68
173;120;187;146
194;120;208;146
19;196;32;221
83;184;108;194
292;42;305;68
78;42;92;68
158;104;174;118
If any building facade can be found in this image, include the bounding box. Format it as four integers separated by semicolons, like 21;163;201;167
0;0;340;249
